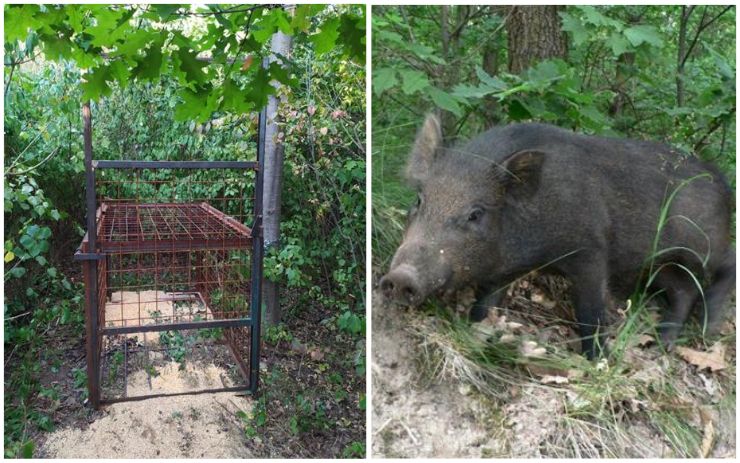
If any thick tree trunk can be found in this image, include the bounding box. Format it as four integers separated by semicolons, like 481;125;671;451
507;6;567;74
262;25;292;328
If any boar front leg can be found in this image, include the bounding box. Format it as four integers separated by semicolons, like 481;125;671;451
567;256;609;360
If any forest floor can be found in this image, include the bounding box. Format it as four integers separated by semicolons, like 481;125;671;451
14;289;365;459
371;275;736;458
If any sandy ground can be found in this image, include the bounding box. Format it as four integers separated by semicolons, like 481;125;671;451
371;287;736;458
42;385;251;458
372;297;503;458
39;291;252;458
105;290;212;344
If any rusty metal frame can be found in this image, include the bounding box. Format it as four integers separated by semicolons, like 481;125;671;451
77;100;265;408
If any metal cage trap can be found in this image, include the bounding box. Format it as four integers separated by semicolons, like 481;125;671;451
74;104;266;408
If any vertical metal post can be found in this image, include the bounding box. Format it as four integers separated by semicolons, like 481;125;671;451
250;71;268;394
82;102;101;408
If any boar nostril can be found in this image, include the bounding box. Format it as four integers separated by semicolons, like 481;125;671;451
402;286;417;301
379;277;394;295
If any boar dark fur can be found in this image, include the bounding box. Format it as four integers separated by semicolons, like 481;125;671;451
380;114;735;358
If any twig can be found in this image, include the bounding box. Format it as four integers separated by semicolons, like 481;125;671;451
4;311;31;322
373;417;394;435
7;131;44;171
681;6;733;69
7;146;60;176
400;419;419;445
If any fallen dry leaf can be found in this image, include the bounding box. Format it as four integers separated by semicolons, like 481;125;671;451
521;340;547;358
530;290;556;309
309;348;325;361
635;334;655;347
675;342;726;372
540;375;569;385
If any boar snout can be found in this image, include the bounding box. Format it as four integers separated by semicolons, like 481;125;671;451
380;264;424;305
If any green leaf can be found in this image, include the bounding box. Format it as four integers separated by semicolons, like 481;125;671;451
373;67;397;95
66;5;86;33
578;6;623;30
244;66;275;109
150;4;184;20
174;87;213;123
108;60;131;88
222;78;253;114
81;65;113;101
114;29;157;59
4;251;15;263
47;267;58;278
623;25;662;47
559;11;589;46
272;8;293;35
21;440;34;458
475;66;507;91
406;43;445;64
507;99;531;120
176;46;209;86
452;84;493;99
607;31;631;56
291;4;313;32
133;45;163;81
9;267;27;279
428;87;463;117
399;69;429;95
4;4;41;43
310;17;340;54
252;9;278;43
338;11;366;63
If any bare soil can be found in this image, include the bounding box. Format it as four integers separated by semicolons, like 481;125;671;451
371;276;736;458
21;279;365;459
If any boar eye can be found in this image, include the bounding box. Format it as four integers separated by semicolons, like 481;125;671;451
468;208;483;222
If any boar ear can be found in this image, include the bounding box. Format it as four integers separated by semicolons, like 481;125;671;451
495;149;546;197
405;114;442;185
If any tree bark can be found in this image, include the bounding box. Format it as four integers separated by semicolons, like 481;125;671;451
676;6;692;108
262;21;292;328
481;42;500;125
506;6;567;74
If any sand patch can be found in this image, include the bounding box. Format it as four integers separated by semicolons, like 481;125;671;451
40;361;252;458
104;290;213;344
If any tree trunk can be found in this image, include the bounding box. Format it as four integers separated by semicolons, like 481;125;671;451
676;6;691;108
481;42;500;125
262;23;292;328
507;6;568;74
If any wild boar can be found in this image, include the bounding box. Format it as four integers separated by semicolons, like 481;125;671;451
379;114;734;358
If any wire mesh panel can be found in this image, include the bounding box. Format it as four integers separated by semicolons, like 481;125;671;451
76;102;265;408
77;164;262;405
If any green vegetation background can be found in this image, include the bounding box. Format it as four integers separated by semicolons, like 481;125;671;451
4;4;365;457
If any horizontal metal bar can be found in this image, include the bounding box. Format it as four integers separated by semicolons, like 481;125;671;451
99;238;251;254
93;160;258;170
74;250;105;261
101;385;252;404
101;317;251;335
